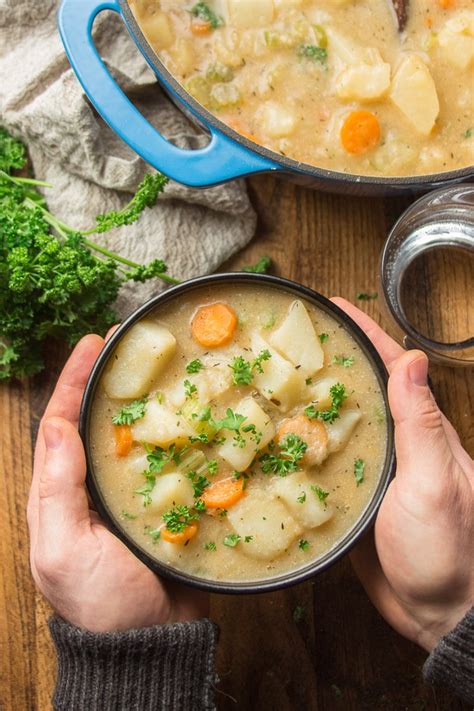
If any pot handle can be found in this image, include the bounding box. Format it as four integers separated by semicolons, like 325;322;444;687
58;0;281;187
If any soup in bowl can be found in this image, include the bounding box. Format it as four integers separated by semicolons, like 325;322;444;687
81;275;394;592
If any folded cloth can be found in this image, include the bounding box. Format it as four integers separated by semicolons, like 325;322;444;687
0;1;257;315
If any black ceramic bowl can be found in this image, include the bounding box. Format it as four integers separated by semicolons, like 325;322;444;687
80;274;395;593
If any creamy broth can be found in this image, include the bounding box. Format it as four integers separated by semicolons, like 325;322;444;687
90;285;388;583
129;0;473;177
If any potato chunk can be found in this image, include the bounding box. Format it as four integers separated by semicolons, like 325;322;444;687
103;322;176;400
227;489;302;559
218;397;275;471
258;101;296;138
273;472;334;528
147;472;195;515
141;11;175;49
390;55;439;136
307;376;340;410
438;12;474;71
132;401;194;447
250;332;305;412
335;49;391;101
269;300;324;377
327;410;361;453
227;0;274;28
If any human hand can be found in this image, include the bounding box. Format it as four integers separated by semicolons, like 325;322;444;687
332;298;474;652
27;335;209;633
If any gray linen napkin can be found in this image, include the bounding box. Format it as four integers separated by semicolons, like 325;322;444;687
0;1;257;315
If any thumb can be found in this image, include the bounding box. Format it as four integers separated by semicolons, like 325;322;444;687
37;418;90;548
388;350;453;486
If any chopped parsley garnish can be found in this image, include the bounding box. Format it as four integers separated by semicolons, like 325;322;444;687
134;471;156;507
223;533;241;547
218;508;228;518
242;256;272;274
297;492;307;504
112;396;148;425
305;382;347;424
319;333;329;343
297;44;328;64
162;505;198;533
356;292;378;301
263;312;276;329
299;539;310;551
332;355;355;368
186;358;204;374
311;484;329;507
212;407;247;432
260;434;308;476
145;526;161;543
194;499;207;512
354;458;365;486
121;511;137;520
146;444;179;474
229;349;272;386
186;471;210;498
204;541;217;551
207;459;218;476
293;605;306;622
244;536;253;543
190;1;223;28
464;128;473;139
305;377;313;386
184;379;198;399
189;433;209;444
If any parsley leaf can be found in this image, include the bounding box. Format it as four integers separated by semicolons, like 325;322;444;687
121;510;137;520
212;408;247;434
186;471;210;498
244;535;253;543
305;382;348;424
207;459;218;476
229;349;272;386
112;396;148;425
464;128;473;139
184;379;198;399
356;292;378;301
190;2;223;28
223;533;241;547
0;128;26;172
204;541;217;551
162;505;198;533
332;355;355;367
145;526;161;543
260;434;308;476
319;333;329;343
297;492;307;504
242;256;272;274
299;539;310;551
186;358;204;374
311;484;329;507
354;458;365;486
93;173;169;233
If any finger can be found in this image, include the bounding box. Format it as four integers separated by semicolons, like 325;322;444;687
388;350;455;486
36;418;90;565
331;297;404;371
106;325;120;341
29;335;103;549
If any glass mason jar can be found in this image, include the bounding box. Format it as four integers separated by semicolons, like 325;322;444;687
380;184;474;367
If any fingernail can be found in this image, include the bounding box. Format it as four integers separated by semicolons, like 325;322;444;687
408;355;428;386
43;421;63;450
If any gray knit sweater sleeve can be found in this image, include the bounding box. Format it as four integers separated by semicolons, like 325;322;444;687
48;615;219;711
423;607;474;705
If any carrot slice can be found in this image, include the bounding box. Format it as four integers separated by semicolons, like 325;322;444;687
340;111;381;155
191;303;238;348
191;19;212;35
161;523;198;544
437;0;455;8
114;424;133;457
202;477;245;509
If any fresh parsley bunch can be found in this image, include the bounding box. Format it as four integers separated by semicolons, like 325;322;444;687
0;128;178;381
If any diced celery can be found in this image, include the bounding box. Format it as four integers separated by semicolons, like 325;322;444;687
210;83;241;109
313;24;328;49
181;399;217;439
185;75;211;106
176;448;208;476
206;63;234;83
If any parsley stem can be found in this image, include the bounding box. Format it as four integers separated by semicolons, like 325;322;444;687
0;169;53;189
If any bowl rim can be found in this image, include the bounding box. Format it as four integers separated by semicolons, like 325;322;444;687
119;0;473;188
80;273;396;594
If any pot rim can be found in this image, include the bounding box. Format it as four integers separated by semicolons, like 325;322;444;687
80;273;396;594
119;0;473;188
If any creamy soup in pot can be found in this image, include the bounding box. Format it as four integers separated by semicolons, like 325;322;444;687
90;285;389;582
129;0;473;178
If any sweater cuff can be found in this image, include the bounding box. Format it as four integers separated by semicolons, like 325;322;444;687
423;607;474;705
48;615;219;711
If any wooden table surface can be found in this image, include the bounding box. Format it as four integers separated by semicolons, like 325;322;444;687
1;175;472;711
